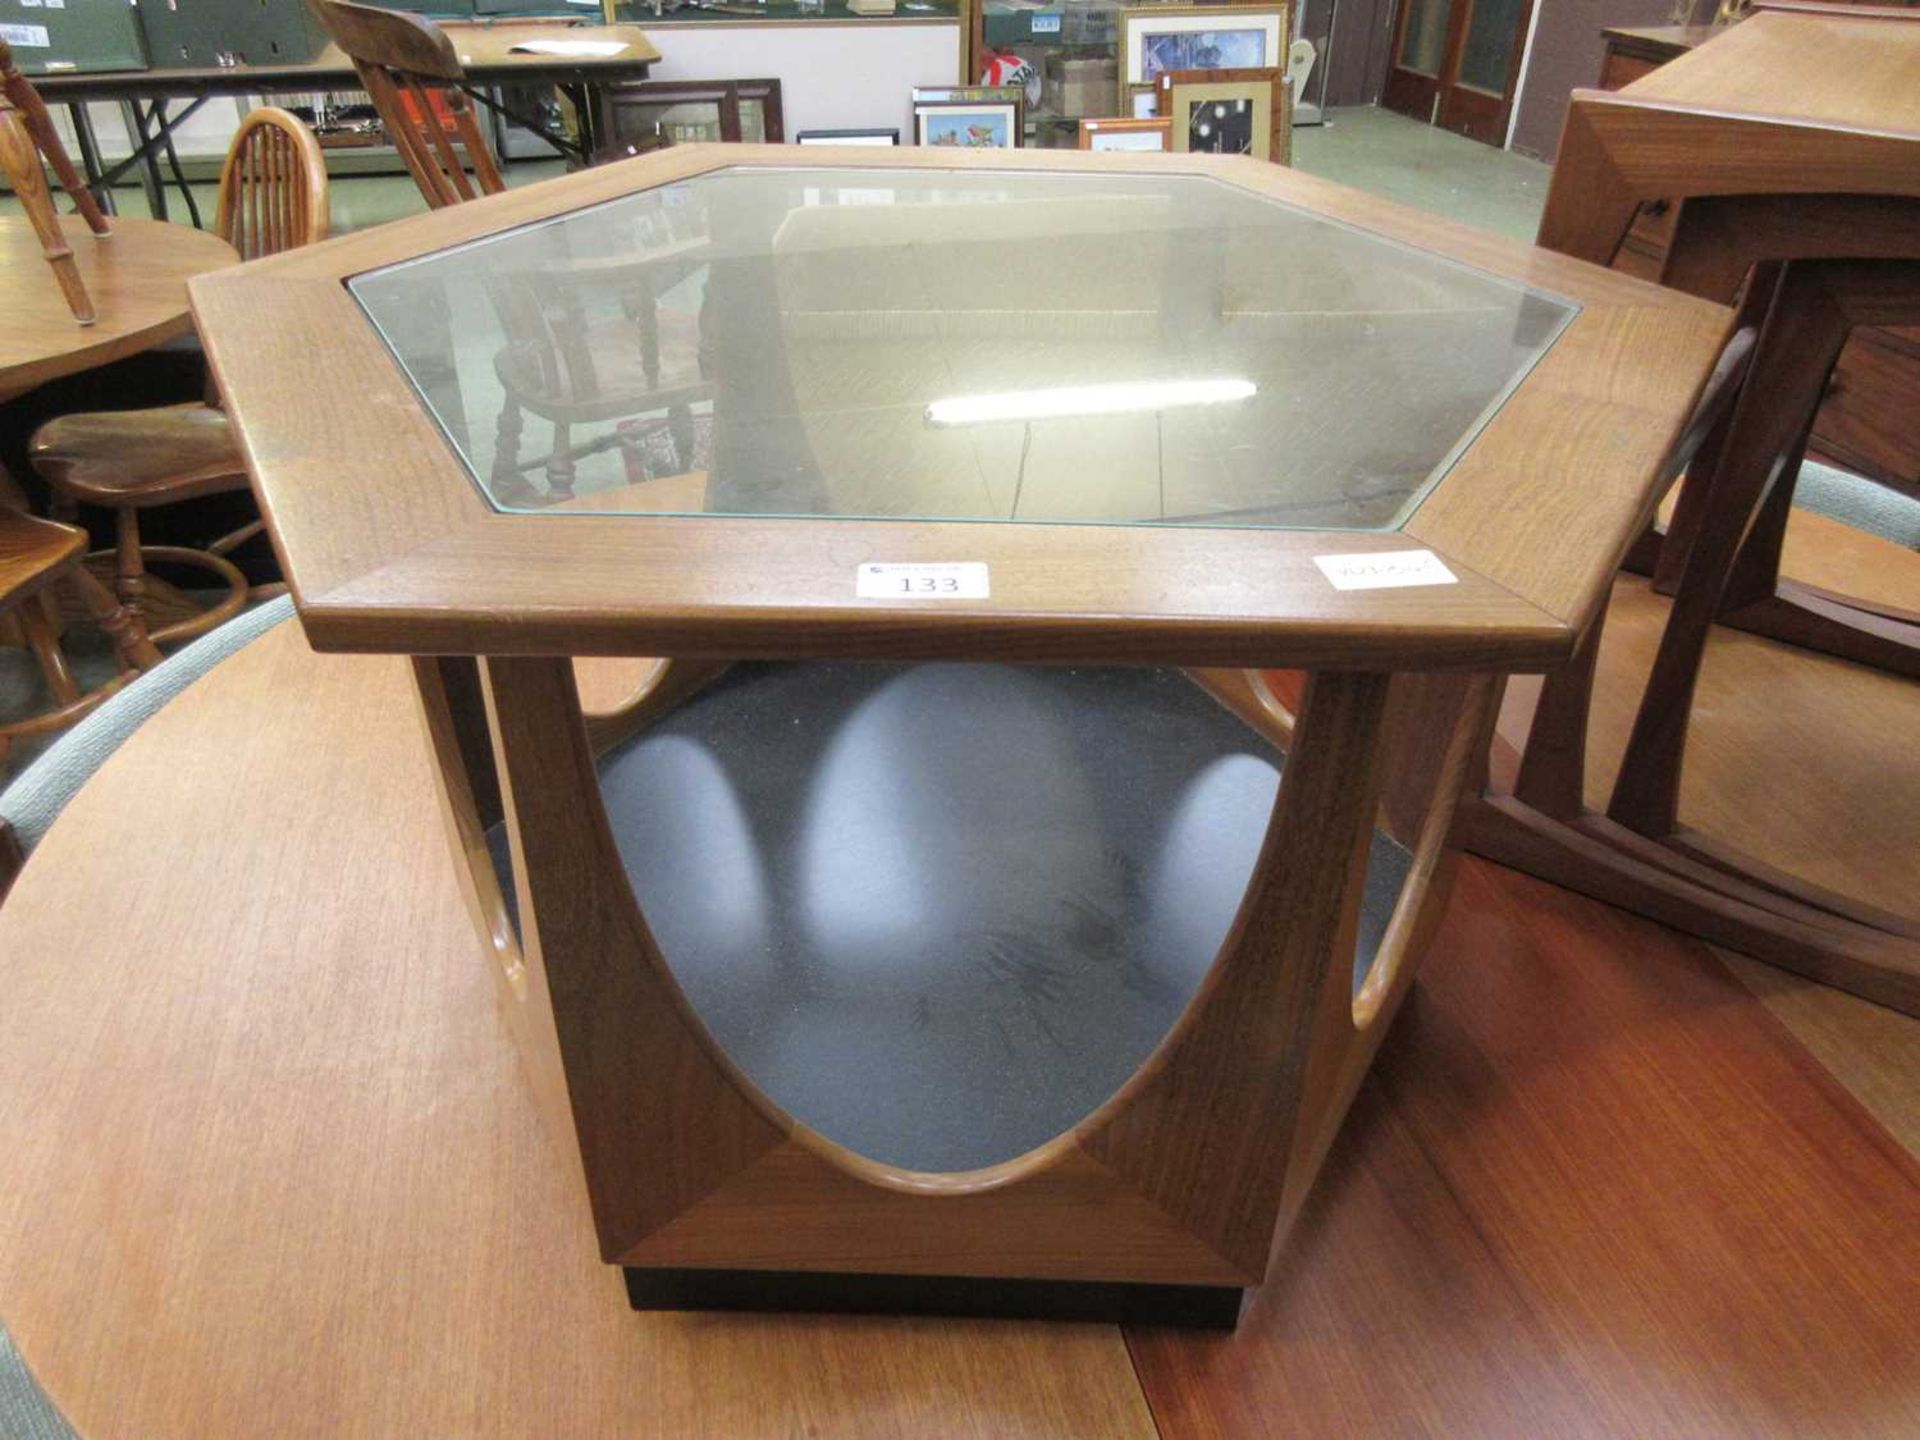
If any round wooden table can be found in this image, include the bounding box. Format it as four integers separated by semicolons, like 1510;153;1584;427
2;621;1914;1438
0;215;237;402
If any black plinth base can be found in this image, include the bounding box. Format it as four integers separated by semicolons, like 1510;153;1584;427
623;1266;1244;1329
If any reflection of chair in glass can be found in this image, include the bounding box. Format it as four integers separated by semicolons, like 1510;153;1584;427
0;39;112;325
29;109;329;650
308;0;724;736
486;250;712;503
308;0;714;502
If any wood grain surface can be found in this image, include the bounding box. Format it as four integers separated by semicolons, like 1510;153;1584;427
0;618;1912;1436
0;216;236;399
1129;861;1920;1439
1;622;1913;1435
1626;7;1920;131
0;624;1157;1440
191;143;1729;669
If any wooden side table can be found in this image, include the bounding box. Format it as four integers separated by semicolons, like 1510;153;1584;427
1592;10;1920;494
190;144;1727;1321
1470;4;1920;1016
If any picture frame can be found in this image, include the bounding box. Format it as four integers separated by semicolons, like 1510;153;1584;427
598;78;785;148
913;96;1023;149
1120;4;1289;87
795;128;901;146
910;85;1026;108
1077;116;1174;152
1128;83;1161;120
1156;67;1288;163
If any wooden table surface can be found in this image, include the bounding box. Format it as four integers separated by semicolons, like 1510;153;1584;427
25;22;662;101
0;621;1913;1437
0;216;236;401
1621;7;1920;133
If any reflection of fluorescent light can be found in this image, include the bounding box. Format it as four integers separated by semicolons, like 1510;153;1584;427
926;378;1256;427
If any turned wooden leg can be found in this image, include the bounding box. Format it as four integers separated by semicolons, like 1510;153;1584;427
546;421;576;499
492;396;525;494
667;402;695;476
0;105;94;325
66;560;161;670
111;506;151;633
22;594;81;706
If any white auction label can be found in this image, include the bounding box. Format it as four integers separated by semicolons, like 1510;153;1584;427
0;22;49;44
1314;549;1458;591
856;562;989;600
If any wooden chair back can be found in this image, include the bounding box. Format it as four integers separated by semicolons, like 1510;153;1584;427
0;39;112;324
213;108;331;260
304;0;503;209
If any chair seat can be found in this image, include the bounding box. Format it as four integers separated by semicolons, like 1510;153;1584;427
30;405;249;508
0;508;85;609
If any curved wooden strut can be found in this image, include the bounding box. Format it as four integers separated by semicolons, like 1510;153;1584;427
415;654;1494;1295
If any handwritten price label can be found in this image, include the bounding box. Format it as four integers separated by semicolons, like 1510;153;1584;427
1313;550;1459;591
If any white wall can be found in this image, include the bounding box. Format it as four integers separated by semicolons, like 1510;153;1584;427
645;20;962;139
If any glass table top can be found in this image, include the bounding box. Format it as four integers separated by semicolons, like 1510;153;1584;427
348;166;1577;531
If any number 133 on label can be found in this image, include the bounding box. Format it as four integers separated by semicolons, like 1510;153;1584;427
855;562;991;599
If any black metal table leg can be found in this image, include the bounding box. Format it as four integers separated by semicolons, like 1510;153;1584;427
120;98;168;220
66;102;115;215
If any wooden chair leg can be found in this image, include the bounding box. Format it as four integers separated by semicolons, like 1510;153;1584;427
492;397;525;493
21;594;82;706
546;420;576;498
113;505;149;631
64;561;162;671
0;105;94;325
1607;265;1852;840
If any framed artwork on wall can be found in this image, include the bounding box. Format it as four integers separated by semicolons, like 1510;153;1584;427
1156;67;1285;162
1120;5;1290;87
914;97;1023;148
1078;116;1174;152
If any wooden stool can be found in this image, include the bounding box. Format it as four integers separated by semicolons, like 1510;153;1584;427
28;109;327;649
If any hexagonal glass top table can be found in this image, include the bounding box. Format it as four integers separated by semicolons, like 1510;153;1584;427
347;166;1577;531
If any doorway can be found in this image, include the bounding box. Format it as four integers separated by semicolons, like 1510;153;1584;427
1381;0;1536;146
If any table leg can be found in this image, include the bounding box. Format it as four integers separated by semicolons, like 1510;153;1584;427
1607;263;1854;840
119;99;167;221
65;102;114;216
150;98;204;230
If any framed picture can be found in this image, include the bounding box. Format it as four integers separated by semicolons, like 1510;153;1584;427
1078;116;1174;152
1120;5;1289;86
911;85;1026;108
1128;83;1160;120
795;128;901;146
1157;67;1285;162
598;78;785;148
914;98;1022;149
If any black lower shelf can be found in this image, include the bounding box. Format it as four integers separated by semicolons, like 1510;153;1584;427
489;661;1410;1175
624;1265;1244;1328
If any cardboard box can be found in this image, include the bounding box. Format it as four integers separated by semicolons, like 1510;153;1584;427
1042;54;1118;120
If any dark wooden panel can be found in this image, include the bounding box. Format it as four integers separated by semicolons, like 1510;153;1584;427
1129;860;1920;1437
1814;325;1920;494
